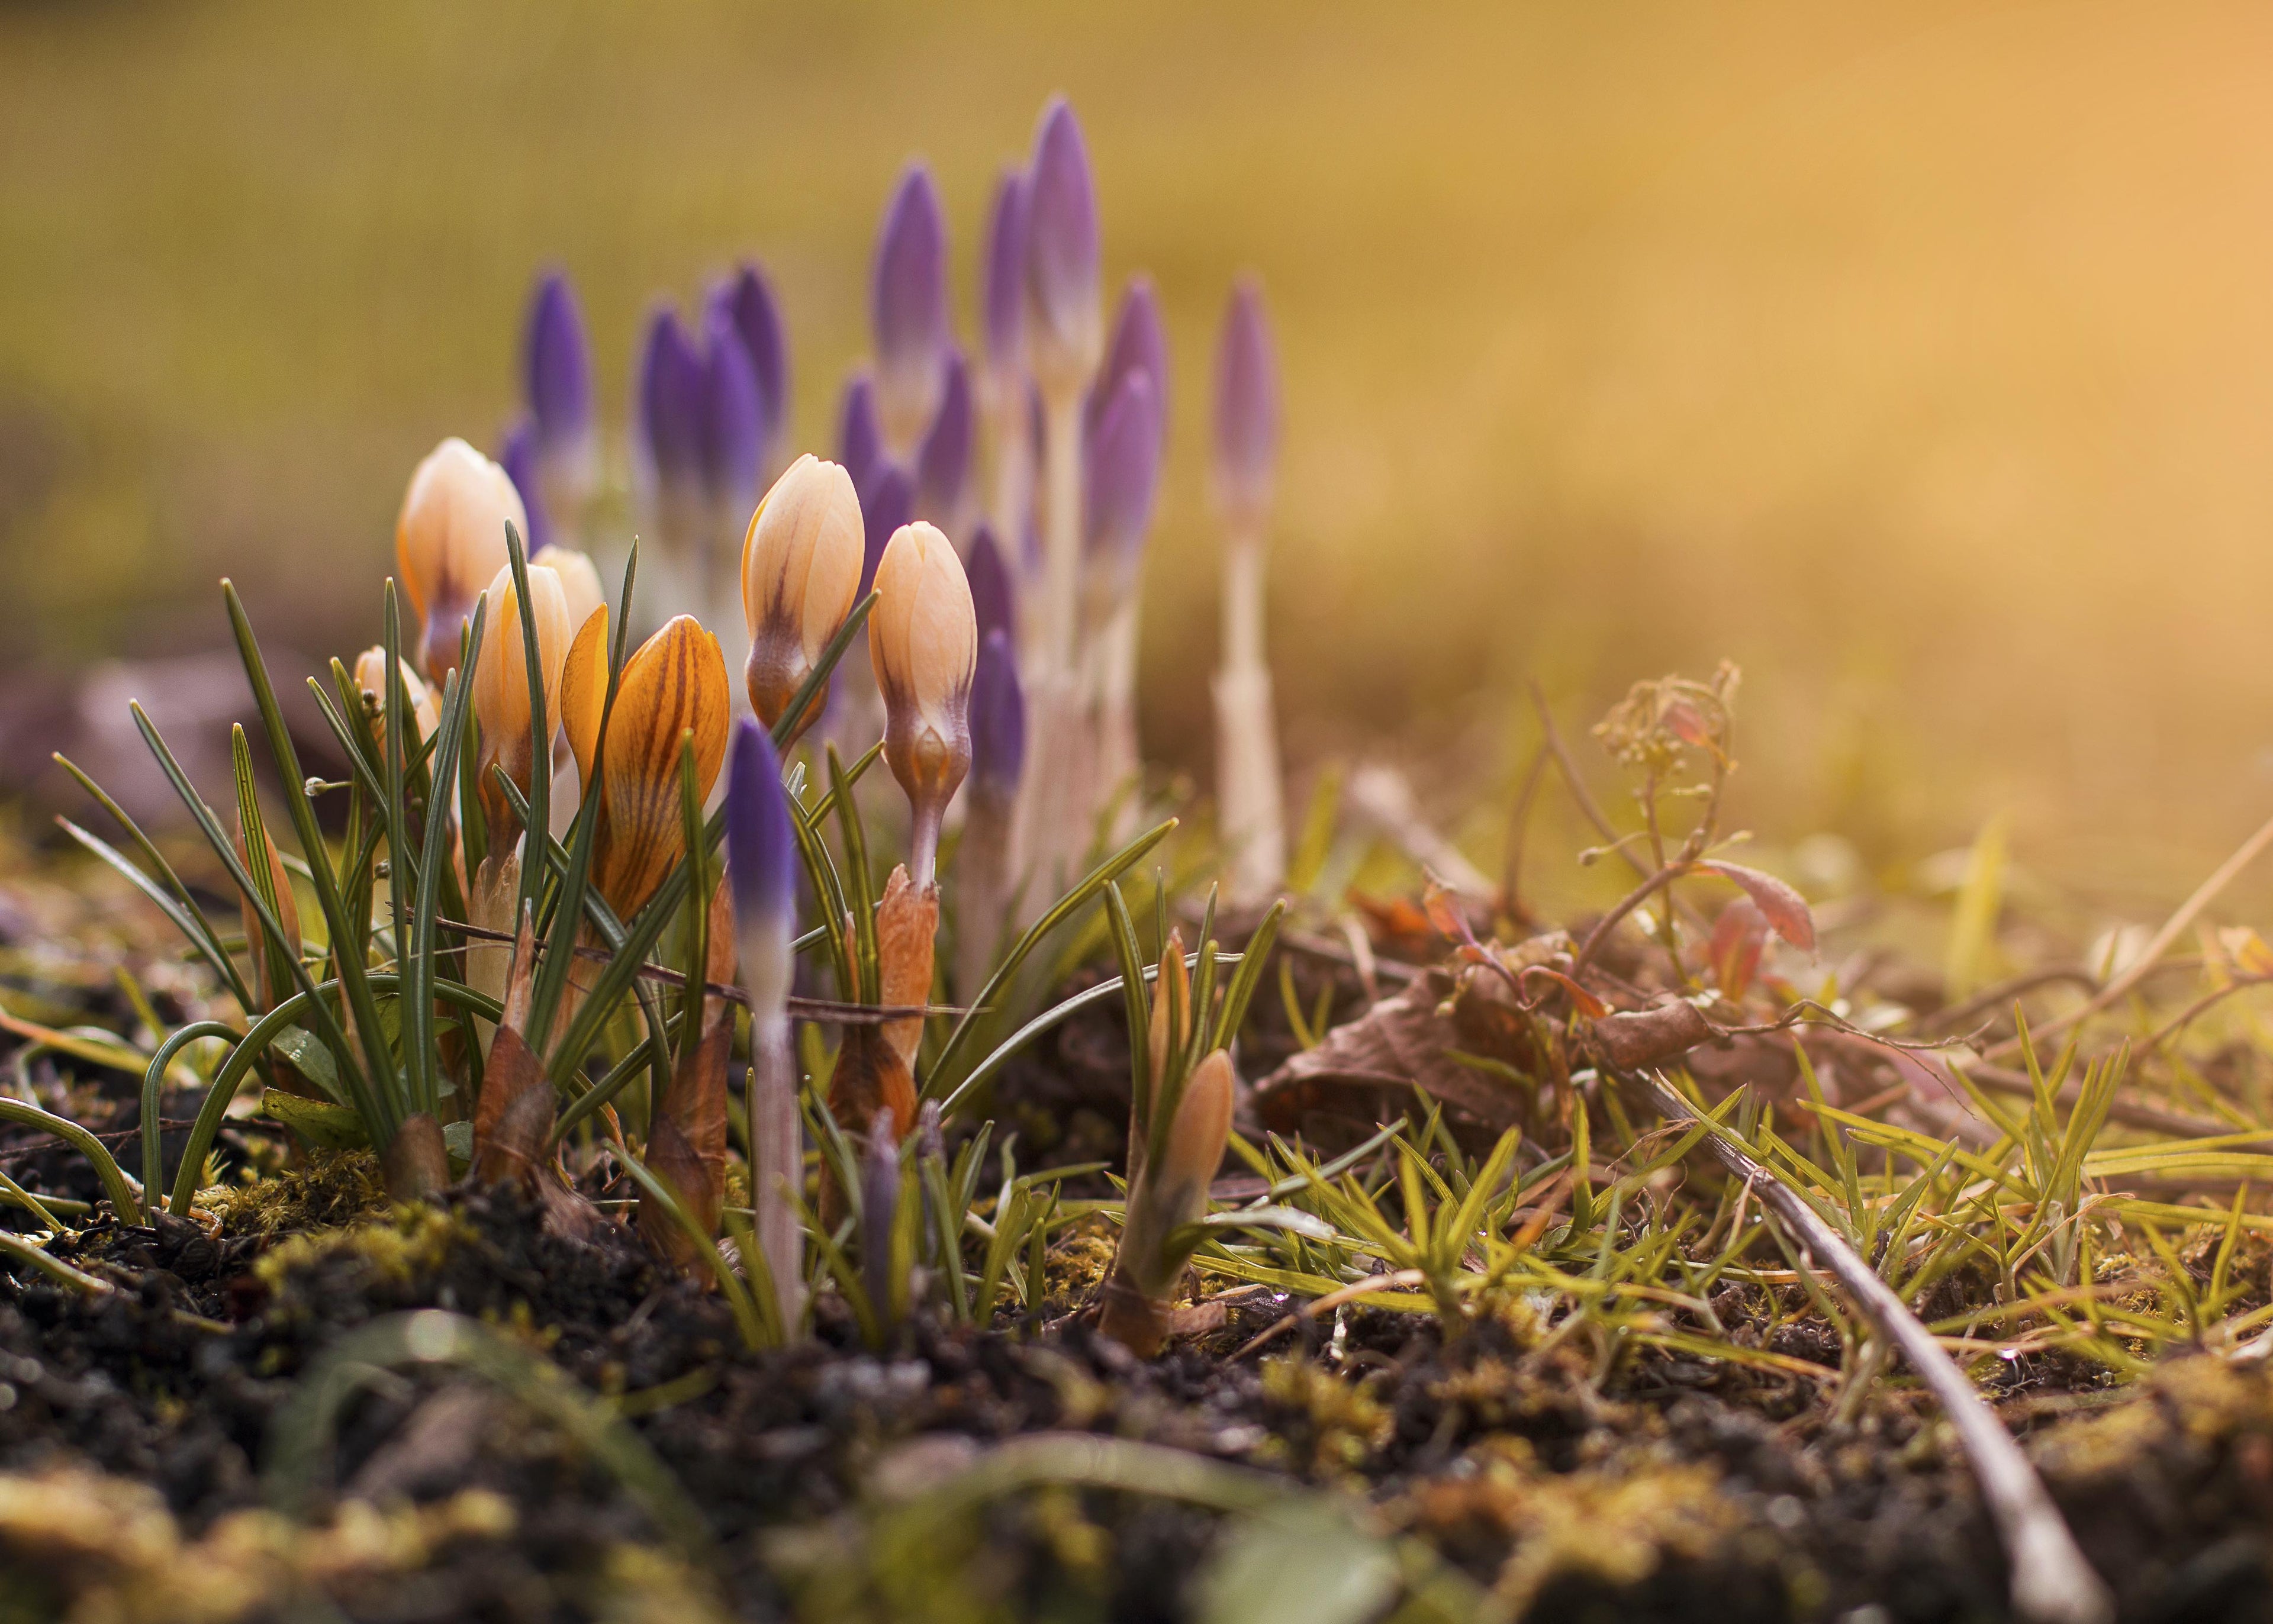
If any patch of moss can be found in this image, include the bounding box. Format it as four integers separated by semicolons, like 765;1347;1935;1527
253;1198;469;1297
1260;1354;1392;1476
203;1149;385;1239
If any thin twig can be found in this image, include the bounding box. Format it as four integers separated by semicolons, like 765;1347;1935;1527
1528;681;1651;884
1622;1069;2113;1624
1499;741;1550;929
1998;807;2273;1056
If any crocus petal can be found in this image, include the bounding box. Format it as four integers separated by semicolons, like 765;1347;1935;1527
981;167;1030;375
523;270;595;456
635;305;707;497
717;262;789;471
1087;276;1169;447
965;524;1015;648
395;437;526;681
1214;275;1279;526
1083;369;1163;566
741;454;865;737
871;162;951;453
970;626;1025;800
837;374;883;498
727;718;798;1015
914;350;973;526
558;602;610;790
858;462;915;600
497;419;551;556
870;521;977;813
593;616;732;919
700;307;764;518
1024;96;1102;385
535;544;606;639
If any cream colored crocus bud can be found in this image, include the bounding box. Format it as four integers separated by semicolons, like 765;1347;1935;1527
870;520;975;887
742;453;864;745
470;559;571;844
534;544;606;641
395;437;526;682
352;646;440;758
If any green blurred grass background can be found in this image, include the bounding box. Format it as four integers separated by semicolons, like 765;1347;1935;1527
7;0;2273;902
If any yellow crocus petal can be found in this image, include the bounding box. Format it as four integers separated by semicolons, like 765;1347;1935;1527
593;616;732;920
471;560;572;837
558;603;610;792
395;438;525;681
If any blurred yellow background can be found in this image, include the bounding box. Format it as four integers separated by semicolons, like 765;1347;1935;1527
5;0;2273;898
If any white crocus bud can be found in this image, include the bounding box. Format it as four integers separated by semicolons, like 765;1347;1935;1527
869;520;975;888
741;453;865;745
395;438;526;682
470;559;571;844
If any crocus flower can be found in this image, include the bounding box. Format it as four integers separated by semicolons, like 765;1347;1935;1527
965;524;1016;649
395;437;526;682
871;162;952;457
560;612;732;921
713;262;790;476
352;645;440;758
636;305;709;504
981;167;1029;381
970;626;1025;803
698;302;765;526
1087;276;1169;447
869;521;975;887
535;544;606;642
1214;275;1279;531
1083;369;1164;591
469;559;572;843
859;463;915;600
741;453;865;743
837;374;884;498
497;419;552;556
1100;1046;1237;1356
1023;96;1102;395
522;270;598;518
728;717;803;1328
914;349;973;528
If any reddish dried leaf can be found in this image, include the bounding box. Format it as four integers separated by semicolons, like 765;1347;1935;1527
1698;861;1815;953
1521;965;1609;1020
1422;877;1474;946
1590;1000;1716;1071
1709;897;1770;1000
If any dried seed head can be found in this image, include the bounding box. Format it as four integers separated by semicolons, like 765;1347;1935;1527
395;437;526;681
869;521;975;885
741;453;864;744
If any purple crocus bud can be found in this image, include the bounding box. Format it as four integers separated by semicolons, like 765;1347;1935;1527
837;374;883;497
969;626;1025;800
1214;275;1279;530
1023;97;1102;393
700;307;764;520
871;162;951;456
636;304;707;499
858;462;915;599
965;524;1015;649
1087;276;1169;447
1083;369;1162;571
981;167;1029;378
523;272;596;468
727;718;797;1019
915;350;973;527
497;418;552;556
717;262;789;471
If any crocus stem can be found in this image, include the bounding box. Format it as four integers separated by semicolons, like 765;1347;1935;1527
990;390;1033;566
1215;531;1284;901
748;1010;804;1332
1012;386;1092;913
1094;601;1141;839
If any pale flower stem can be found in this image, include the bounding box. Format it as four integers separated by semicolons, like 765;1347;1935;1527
1094;602;1142;839
989;392;1034;578
748;1011;805;1333
1009;387;1090;915
1215;533;1285;901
